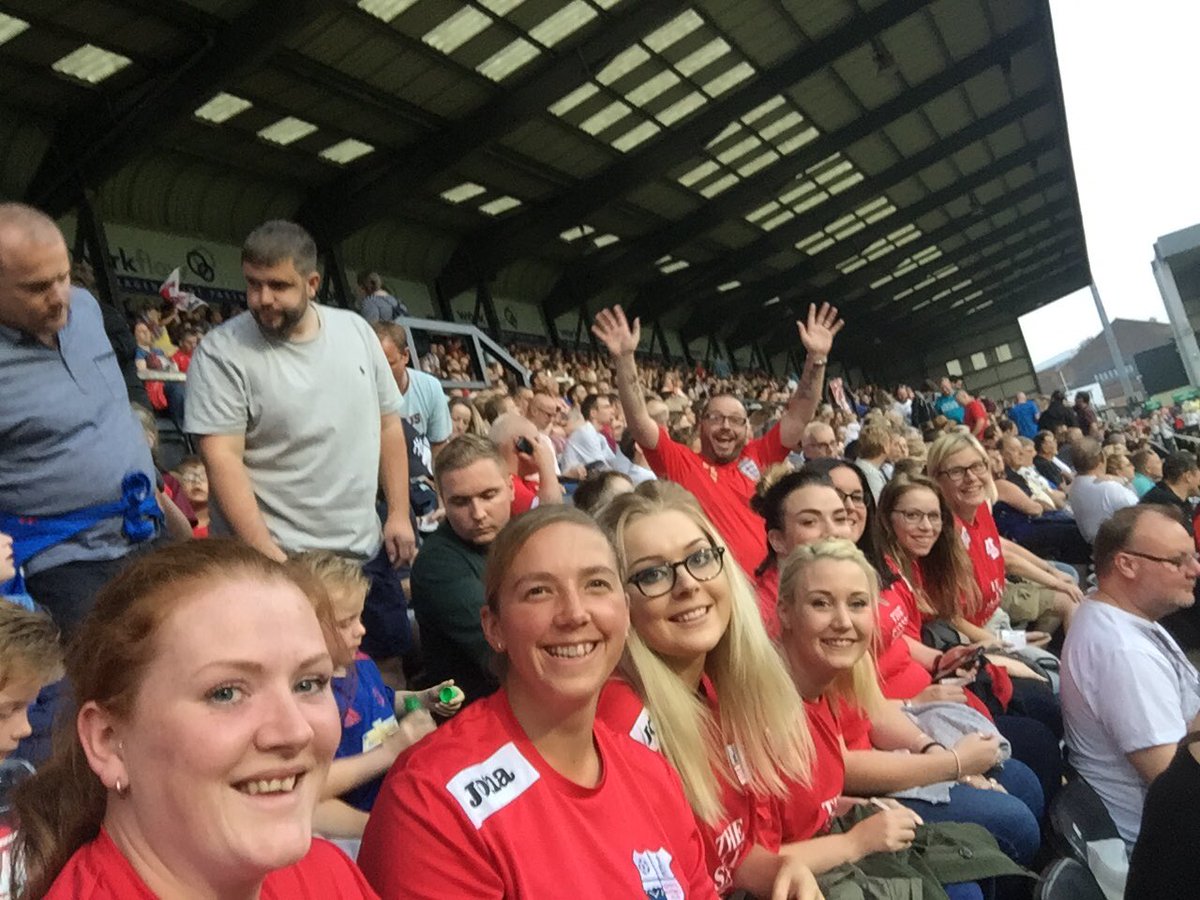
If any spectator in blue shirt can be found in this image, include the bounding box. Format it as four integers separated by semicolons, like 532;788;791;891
1007;391;1040;439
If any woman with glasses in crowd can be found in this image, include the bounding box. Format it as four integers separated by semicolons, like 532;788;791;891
595;485;820;898
359;506;717;899
15;540;375;900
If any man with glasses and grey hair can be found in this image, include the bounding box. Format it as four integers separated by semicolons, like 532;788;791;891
1062;504;1200;846
592;301;842;575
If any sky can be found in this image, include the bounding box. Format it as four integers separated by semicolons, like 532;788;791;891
1017;0;1200;368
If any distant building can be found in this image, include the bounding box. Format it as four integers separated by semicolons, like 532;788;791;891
1036;319;1174;406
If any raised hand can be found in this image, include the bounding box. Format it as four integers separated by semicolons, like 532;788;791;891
592;305;640;358
795;302;845;358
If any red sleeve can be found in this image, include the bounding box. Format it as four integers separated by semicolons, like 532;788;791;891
359;765;505;900
639;425;699;483
509;474;536;516
743;422;789;469
834;697;873;751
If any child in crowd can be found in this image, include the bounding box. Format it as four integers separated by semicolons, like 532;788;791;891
171;456;210;537
0;603;61;764
291;551;462;839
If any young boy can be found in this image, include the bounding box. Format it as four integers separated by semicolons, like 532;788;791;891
0;602;60;762
171;456;210;538
291;551;462;839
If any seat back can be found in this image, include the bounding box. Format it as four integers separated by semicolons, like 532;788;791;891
1035;858;1106;900
1047;776;1120;863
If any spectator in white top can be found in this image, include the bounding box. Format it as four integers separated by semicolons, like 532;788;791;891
1068;438;1138;542
854;424;890;502
186;221;416;661
1061;504;1200;845
372;321;452;467
560;393;616;473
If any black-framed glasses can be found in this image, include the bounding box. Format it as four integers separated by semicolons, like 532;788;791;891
627;546;726;598
834;487;866;507
937;461;988;483
701;413;748;428
1121;549;1200;570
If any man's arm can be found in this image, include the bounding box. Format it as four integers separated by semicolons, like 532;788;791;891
524;438;563;506
593;306;659;450
198;433;286;561
1128;744;1177;786
1001;537;1084;601
379;413;417;567
778;303;844;449
995;480;1045;516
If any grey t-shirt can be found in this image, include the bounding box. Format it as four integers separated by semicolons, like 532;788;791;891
185;306;403;559
0;288;156;573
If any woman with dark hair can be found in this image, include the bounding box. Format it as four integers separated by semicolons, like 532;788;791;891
16;539;373;899
803;458;884;570
359;506;716;899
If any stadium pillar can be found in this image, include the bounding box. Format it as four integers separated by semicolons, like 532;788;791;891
474;281;502;336
322;245;354;309
541;306;561;347
1090;282;1137;404
75;191;121;308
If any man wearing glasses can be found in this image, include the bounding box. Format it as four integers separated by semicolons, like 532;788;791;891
593;302;842;575
1061;504;1200;847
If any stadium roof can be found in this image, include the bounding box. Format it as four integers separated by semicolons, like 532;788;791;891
0;0;1091;363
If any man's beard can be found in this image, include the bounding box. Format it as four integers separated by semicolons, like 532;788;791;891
252;296;309;339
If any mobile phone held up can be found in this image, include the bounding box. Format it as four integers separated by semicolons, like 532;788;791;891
514;436;535;455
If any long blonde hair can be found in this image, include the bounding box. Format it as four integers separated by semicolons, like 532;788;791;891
777;539;885;713
598;484;812;826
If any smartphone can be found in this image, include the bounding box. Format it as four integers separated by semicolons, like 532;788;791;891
933;646;985;682
514;436;535;455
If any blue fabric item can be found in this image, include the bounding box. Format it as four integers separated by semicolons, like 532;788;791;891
945;883;985;900
333;654;397;812
0;472;161;581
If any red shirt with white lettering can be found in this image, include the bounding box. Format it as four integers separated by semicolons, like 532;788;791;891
596;679;777;896
957;504;1006;627
44;828;375;899
361;689;716;900
778;697;856;841
640;424;788;577
874;574;933;700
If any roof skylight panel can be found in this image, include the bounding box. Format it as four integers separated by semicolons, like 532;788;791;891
477;38;539;80
678;160;720;188
320;139;375;164
580;100;632;136
256;117;318;146
0;12;29;46
52;45;132;84
656;91;706;126
741;95;786;125
194;92;253;124
561;225;596;242
699;172;738;198
611;119;660;152
479;196;522;216
440;182;487;203
717;281;741;292
592;233;620;248
657;255;690;274
675;38;730;77
703;61;754;97
597;46;651;85
423;7;493;54
357;0;419;23
549;83;600;117
530;1;597;48
625;70;681;107
644;9;704;53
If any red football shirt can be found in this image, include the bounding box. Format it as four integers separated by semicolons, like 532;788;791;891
957;504;1006;627
596;678;777;896
44;829;375;899
640;424;788;577
360;689;716;900
963;400;988;436
778;697;852;841
875;577;933;700
753;566;781;638
509;474;538;516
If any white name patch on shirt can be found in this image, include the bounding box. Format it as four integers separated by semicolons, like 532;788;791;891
446;742;540;829
629;706;660;751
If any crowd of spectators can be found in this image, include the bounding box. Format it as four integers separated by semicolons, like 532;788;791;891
3;203;1200;898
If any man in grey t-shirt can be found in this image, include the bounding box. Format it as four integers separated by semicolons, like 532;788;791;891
186;221;416;656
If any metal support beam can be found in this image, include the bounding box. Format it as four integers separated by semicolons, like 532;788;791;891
1150;254;1200;388
301;0;691;242
689;158;1062;341
541;307;562;349
541;19;1041;318
475;281;502;336
638;86;1053;322
322;244;354;310
431;277;455;323
74;191;122;308
27;0;331;215
440;0;933;297
1090;282;1137;402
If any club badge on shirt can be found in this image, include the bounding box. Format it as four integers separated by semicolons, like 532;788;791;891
632;848;685;900
737;458;761;481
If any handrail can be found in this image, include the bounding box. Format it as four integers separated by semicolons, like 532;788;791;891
396;316;530;390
